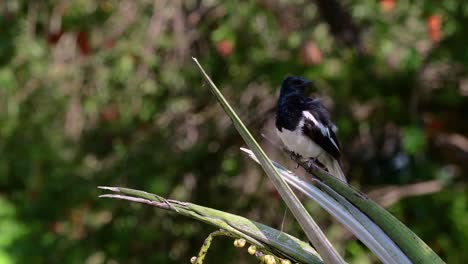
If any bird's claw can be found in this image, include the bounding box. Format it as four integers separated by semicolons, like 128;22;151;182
305;158;320;171
289;151;301;161
289;152;302;169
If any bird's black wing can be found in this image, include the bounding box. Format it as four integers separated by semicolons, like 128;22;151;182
301;100;341;160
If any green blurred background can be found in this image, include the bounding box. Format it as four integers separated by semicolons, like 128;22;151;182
0;0;467;263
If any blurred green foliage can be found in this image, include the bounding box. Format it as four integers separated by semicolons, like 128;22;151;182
0;0;467;263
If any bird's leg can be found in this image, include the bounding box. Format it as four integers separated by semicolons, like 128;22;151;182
288;151;302;169
314;151;328;171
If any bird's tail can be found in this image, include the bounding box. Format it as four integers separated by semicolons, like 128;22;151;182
324;158;347;183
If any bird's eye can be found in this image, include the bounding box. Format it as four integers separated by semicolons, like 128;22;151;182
293;80;303;85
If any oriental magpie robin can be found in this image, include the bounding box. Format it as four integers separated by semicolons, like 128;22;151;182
275;76;347;182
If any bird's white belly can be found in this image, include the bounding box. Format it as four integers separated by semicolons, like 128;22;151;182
276;125;324;158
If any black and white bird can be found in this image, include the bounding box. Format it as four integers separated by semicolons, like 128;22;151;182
275;76;347;182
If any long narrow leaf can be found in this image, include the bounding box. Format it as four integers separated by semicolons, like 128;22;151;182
98;186;322;264
192;58;345;264
267;149;444;264
304;164;444;263
241;148;412;264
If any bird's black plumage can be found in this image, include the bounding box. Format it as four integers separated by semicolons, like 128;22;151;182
275;76;341;160
301;100;341;160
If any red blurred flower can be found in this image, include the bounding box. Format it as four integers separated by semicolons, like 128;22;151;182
427;15;442;42
100;105;120;123
76;31;91;56
47;29;64;45
380;0;395;12
216;40;234;57
300;41;323;65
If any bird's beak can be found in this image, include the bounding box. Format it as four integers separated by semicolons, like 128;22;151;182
302;80;313;89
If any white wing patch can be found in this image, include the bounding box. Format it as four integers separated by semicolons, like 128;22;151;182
302;111;328;135
302;111;340;151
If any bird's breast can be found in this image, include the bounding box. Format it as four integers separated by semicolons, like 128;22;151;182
276;120;324;158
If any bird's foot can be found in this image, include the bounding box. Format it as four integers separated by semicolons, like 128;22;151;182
305;158;320;171
289;151;301;161
289;151;299;160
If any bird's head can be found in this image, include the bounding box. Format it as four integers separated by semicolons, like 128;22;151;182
280;76;313;96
